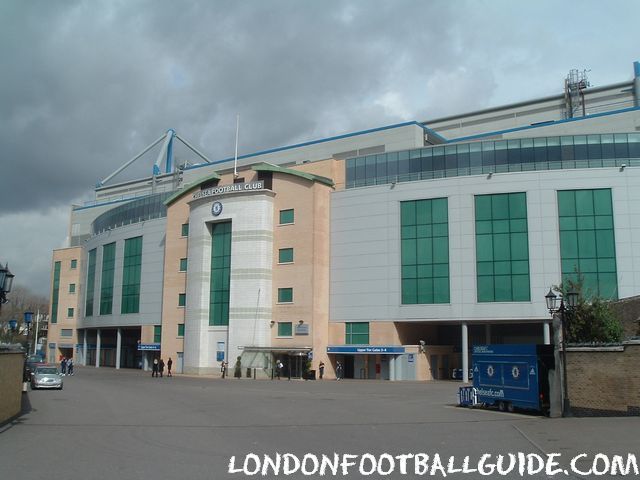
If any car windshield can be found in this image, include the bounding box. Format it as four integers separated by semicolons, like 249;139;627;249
36;367;58;375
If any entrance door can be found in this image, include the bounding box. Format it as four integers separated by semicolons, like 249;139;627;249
176;352;184;374
430;355;439;380
344;356;355;379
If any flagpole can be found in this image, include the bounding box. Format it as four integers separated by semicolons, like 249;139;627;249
234;114;240;178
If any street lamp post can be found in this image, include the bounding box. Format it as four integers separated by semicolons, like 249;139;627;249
0;263;15;311
545;287;578;417
24;311;33;355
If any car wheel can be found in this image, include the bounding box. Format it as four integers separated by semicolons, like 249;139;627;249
58;385;63;390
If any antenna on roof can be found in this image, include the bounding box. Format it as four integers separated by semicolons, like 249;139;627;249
234;114;240;178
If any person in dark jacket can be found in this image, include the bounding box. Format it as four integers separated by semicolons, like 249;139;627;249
152;358;159;377
159;358;165;378
167;357;173;377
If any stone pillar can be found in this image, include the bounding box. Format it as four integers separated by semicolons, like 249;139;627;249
462;323;469;383
116;328;122;369
543;322;551;345
95;329;101;368
389;356;396;381
82;330;88;366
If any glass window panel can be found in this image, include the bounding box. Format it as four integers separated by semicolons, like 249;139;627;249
416;264;432;278
512;275;531;301
279;209;294;224
477;276;494;302
492;219;509;234
557;191;575;217
510;218;528;232
401;239;417;264
415;200;431;225
477;262;493;275
416;225;432;238
476;235;494;261
578;230;597;257
494;275;512;301
494;261;510;275
398;151;410;174
433;278;450;303
402;279;417;304
491;194;509;219
278;322;293;337
598;273;618;299
593;189;612;215
432;263;449;277
469;142;482;167
575;190;594;216
401;225;416;239
476;220;492;234
510;233;529;260
595;230;616;257
432;198;448;223
279;248;294;263
417;280;434;304
400;202;416;225
416;238;433;264
559;216;576;230
432;147;444;171
493;234;511;261
614;134;629;158
512;260;529;275
481;141;495;166
560;231;578;257
509;193;527;218
577;216;595;230
475;195;492;221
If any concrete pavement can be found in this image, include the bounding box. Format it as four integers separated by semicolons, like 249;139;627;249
0;366;638;479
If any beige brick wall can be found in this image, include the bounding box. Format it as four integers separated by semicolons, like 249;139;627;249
0;350;24;424
567;342;640;415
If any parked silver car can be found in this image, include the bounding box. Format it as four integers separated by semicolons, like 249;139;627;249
30;365;63;390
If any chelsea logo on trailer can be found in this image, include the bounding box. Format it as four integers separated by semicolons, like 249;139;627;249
212;201;223;216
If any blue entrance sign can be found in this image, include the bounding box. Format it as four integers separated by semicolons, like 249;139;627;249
327;346;405;355
138;343;161;351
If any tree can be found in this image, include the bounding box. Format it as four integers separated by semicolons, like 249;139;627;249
555;276;623;344
0;285;48;346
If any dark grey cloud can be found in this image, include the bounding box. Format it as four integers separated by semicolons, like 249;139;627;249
1;0;639;295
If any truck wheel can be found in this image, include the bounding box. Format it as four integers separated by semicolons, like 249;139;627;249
498;401;507;412
507;403;515;413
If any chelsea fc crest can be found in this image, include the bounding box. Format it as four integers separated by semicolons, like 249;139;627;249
212;201;223;216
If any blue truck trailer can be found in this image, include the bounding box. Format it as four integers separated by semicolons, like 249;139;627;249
458;344;555;414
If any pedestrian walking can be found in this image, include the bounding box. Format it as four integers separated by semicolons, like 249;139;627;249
220;360;227;379
234;357;242;379
336;362;344;380
318;361;325;380
152;357;159;377
167;357;173;377
67;358;74;376
275;359;283;379
159;358;165;378
61;357;67;376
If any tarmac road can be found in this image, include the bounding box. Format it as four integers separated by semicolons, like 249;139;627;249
1;366;638;480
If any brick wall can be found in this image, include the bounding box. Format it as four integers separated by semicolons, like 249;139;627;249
567;341;640;416
611;296;640;339
0;349;25;424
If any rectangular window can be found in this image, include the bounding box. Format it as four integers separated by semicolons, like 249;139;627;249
154;325;162;343
70;259;77;269
179;258;188;271
178;293;186;307
51;261;61;324
558;189;617;298
67;308;74;318
181;223;189;237
85;250;96;317
279;209;294;225
100;242;116;315
209;222;231;326
178;323;185;337
121;237;143;314
278;287;293;303
345;322;369;345
278;248;294;263
61;329;73;337
277;322;292;337
401;198;450;304
475;192;531;302
69;283;76;294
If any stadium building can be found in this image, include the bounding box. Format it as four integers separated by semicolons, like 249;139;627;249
48;61;640;381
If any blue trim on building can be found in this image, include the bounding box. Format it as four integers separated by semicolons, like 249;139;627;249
183;121;431;171
634;61;640;78
446;106;640;143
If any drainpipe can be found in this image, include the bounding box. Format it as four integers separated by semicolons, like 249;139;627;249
634;61;640;107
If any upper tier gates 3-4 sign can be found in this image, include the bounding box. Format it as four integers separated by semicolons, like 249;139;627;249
192;180;265;200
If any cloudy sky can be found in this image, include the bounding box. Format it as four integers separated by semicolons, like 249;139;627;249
1;0;639;297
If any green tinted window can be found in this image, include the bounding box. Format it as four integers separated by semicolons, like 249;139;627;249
70;259;77;269
277;322;292;337
475;192;530;302
154;325;161;343
278;248;294;263
178;323;185;337
69;283;75;293
345;322;369;345
51;261;61;324
100;242;115;315
400;198;449;304
279;209;294;225
278;288;293;303
67;308;74;317
558;189;617;299
209;222;231;326
179;258;188;271
121;237;142;314
85;250;96;317
178;293;186;307
181;223;189;236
